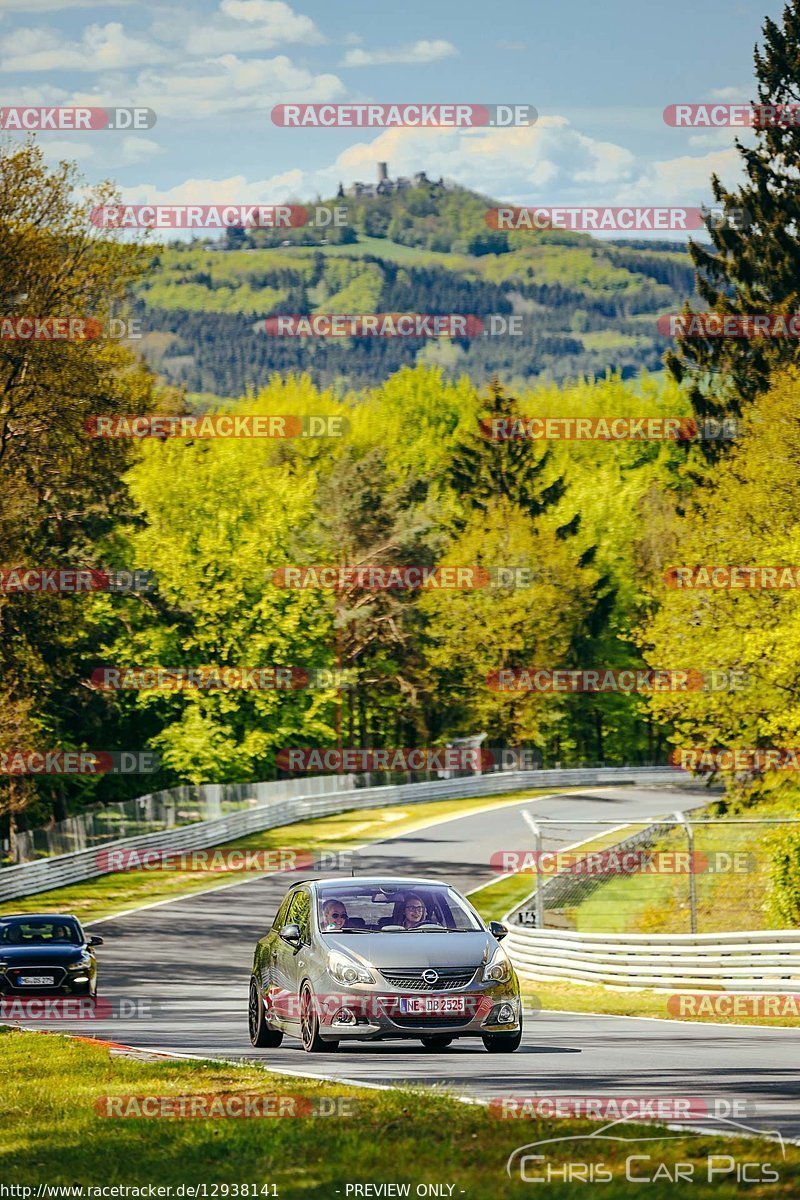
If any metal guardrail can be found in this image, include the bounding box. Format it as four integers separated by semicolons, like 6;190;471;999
504;926;800;991
7;774;359;864
0;765;684;903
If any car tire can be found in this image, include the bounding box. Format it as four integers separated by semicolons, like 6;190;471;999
249;977;283;1048
300;983;339;1053
419;1035;453;1050
482;1022;523;1053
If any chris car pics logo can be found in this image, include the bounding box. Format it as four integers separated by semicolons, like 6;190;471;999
506;1118;785;1184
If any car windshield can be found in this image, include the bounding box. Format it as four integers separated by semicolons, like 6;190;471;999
0;919;81;945
316;883;483;933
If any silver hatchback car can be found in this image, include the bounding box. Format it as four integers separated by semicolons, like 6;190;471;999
248;875;522;1053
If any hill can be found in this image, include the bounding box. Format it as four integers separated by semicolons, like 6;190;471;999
133;181;697;395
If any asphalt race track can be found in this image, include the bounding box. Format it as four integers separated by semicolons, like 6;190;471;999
9;785;800;1142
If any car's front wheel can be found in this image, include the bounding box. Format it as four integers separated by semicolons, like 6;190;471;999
300;983;338;1053
419;1034;453;1050
249;977;283;1048
482;1013;523;1053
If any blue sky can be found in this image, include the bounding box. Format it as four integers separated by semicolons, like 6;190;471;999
0;0;785;221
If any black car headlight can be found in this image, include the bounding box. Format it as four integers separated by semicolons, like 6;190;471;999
328;951;374;986
482;946;513;984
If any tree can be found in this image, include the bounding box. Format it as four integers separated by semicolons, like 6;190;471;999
666;2;800;426
0;141;162;827
447;379;566;523
637;367;800;791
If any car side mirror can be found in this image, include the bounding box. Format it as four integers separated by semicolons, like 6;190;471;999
489;921;508;941
87;935;104;946
279;923;302;950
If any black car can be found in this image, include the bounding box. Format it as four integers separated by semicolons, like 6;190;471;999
0;913;103;996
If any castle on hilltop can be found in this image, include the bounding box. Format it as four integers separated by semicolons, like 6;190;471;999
338;162;447;199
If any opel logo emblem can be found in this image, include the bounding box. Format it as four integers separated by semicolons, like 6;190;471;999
422;969;438;984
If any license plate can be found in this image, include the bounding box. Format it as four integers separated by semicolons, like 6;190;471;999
399;996;466;1015
19;975;55;986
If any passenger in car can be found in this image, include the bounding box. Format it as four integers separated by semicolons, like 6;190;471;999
402;894;428;929
321;900;348;931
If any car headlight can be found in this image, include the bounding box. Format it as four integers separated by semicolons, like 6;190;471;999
67;956;92;971
482;945;513;983
327;951;374;986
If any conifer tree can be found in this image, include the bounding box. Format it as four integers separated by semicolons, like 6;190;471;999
667;2;800;425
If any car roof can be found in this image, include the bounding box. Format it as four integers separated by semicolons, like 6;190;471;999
0;913;80;921
295;876;454;890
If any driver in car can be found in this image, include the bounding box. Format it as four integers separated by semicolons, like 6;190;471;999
402;894;428;929
321;900;348;931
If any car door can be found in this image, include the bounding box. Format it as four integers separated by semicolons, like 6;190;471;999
271;888;312;1034
259;893;291;1026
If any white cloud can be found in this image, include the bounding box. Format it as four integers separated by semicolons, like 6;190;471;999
0;21;171;72
0;0;131;9
709;84;754;101
38;138;95;162
341;39;457;67
624;148;743;204
118;134;163;163
101;115;749;247
131;53;344;118
115;167;307;208
185;0;323;55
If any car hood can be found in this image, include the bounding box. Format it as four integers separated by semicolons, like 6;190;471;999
322;931;495;971
0;946;85;965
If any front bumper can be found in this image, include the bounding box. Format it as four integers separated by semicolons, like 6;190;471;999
310;977;521;1040
0;967;94;995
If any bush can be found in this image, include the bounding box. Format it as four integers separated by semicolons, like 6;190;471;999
766;829;800;927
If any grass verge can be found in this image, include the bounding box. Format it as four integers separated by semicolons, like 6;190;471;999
2;1028;797;1197
521;980;800;1028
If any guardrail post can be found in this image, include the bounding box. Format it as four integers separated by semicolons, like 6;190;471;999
674;810;697;934
522;810;545;928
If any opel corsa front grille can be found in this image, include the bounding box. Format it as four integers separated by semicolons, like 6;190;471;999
380;967;475;991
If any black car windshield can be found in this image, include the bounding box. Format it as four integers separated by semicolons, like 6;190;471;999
316;883;483;932
0;918;81;945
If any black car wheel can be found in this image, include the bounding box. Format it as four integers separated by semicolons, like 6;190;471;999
249;977;283;1048
300;983;338;1053
420;1034;453;1050
482;1018;523;1053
